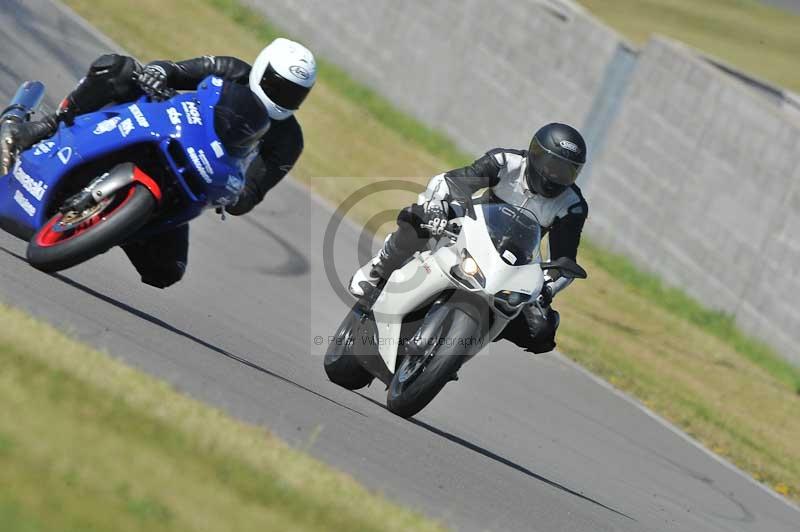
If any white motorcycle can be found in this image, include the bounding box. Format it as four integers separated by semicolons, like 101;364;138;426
325;181;586;418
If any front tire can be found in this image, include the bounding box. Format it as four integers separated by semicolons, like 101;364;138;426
27;183;156;272
324;307;374;390
386;305;478;418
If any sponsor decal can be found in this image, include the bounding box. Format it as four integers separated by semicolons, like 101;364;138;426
33;141;55;156
13;190;36;216
211;77;224;87
57;147;72;165
118;118;135;137
93;116;121;135
198;149;213;174
422;263;432;274
559;140;580;154
225;174;244;193
166;107;182;125
13;162;47;201
186;147;212;183
128;104;150;127
181;101;202;125
210;140;225;158
289;65;310;80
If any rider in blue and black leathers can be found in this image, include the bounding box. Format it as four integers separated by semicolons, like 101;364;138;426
0;38;316;288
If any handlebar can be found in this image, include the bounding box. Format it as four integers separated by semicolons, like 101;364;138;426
418;221;460;241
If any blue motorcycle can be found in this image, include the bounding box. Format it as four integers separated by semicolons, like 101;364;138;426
0;77;247;272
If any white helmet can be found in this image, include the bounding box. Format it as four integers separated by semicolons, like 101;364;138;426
250;38;316;120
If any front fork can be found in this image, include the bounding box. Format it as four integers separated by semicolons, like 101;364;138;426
61;162;162;214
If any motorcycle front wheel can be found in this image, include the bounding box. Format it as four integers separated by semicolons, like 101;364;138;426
27;183;155;272
386;304;477;418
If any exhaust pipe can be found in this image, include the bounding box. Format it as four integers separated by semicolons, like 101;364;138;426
1;81;46;124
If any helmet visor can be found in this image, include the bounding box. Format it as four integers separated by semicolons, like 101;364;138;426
260;63;311;110
529;138;583;187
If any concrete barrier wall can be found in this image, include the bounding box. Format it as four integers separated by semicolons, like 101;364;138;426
585;37;800;362
245;0;621;153
249;0;800;362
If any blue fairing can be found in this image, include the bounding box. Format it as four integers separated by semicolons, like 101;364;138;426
0;76;250;240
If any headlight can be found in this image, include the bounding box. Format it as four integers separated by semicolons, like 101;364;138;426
450;250;485;288
462;256;479;275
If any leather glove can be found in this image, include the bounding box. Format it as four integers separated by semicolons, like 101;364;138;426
422;199;448;236
536;283;554;308
137;64;171;100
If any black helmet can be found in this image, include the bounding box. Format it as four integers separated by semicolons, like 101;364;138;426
526;123;586;198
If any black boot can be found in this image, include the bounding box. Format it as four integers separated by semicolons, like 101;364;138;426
0;113;59;174
373;238;409;281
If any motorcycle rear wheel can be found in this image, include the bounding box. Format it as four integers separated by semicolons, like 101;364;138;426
324;307;374;390
27;183;155;272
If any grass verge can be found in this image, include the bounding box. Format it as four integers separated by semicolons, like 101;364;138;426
578;0;800;93
0;303;442;532
63;0;800;503
582;241;800;393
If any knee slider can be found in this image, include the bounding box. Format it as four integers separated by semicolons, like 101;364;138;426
397;205;428;240
88;54;127;78
398;204;425;223
550;309;560;331
88;54;141;96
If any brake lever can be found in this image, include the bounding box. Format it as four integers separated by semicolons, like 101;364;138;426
418;222;459;241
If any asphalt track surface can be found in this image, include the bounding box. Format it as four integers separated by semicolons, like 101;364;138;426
2;2;799;531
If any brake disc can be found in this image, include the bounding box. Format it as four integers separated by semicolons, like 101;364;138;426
54;196;113;233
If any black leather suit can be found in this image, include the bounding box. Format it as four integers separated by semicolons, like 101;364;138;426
45;54;304;287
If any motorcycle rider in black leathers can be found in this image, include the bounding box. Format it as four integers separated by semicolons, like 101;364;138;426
0;38;316;288
350;123;588;353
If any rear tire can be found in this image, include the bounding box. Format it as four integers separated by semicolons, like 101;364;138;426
386;305;477;418
27;183;155;272
324;307;374;390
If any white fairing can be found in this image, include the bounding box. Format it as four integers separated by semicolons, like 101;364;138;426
371;204;544;373
460;208;543;297
371;246;458;372
249;38;316;120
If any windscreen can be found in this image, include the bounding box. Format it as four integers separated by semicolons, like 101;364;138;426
479;203;542;266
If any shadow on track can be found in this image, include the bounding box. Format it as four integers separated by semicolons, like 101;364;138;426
241;216;310;276
35;267;366;417
356;392;635;522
